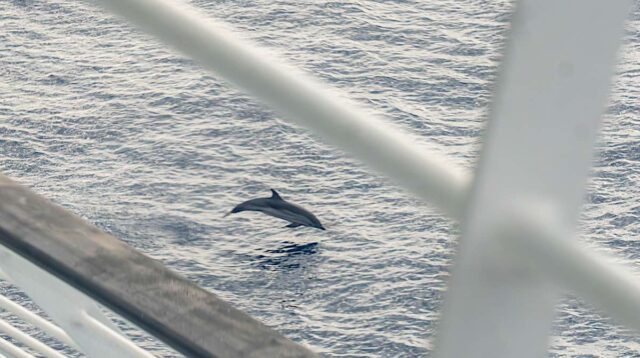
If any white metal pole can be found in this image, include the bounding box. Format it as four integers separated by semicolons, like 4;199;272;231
0;295;78;350
0;319;66;358
0;247;154;358
0;336;34;358
87;0;470;218
498;210;640;335
436;0;632;357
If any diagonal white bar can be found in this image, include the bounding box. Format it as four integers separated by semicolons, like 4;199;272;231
0;295;78;350
0;336;34;358
88;0;470;218
0;318;66;358
0;247;155;358
498;209;640;334
435;0;632;357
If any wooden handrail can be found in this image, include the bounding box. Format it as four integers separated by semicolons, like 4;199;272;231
0;174;316;358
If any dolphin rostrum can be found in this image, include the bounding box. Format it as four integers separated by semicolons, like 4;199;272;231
224;189;325;230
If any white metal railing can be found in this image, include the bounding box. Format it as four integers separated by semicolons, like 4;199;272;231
0;0;637;356
0;294;77;350
0;245;157;358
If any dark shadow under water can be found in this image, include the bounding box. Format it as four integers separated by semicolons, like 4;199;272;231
254;241;319;270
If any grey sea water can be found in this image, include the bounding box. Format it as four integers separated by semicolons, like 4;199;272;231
1;0;639;356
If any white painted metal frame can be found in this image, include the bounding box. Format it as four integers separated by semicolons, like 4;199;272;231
0;246;154;358
0;0;637;356
0;318;66;358
0;335;34;358
0;294;77;350
437;1;633;356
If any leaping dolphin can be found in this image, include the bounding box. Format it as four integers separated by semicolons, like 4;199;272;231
224;189;325;230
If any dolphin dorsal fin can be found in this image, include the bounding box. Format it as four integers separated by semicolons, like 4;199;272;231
270;189;283;200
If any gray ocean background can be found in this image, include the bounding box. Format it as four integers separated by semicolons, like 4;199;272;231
1;0;640;356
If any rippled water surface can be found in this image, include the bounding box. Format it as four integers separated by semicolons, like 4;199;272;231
1;0;640;356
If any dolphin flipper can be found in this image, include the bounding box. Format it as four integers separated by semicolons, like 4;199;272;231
285;222;303;228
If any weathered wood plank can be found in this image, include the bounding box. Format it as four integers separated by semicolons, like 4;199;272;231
0;174;316;358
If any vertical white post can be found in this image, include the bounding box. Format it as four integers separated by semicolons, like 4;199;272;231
436;0;631;357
